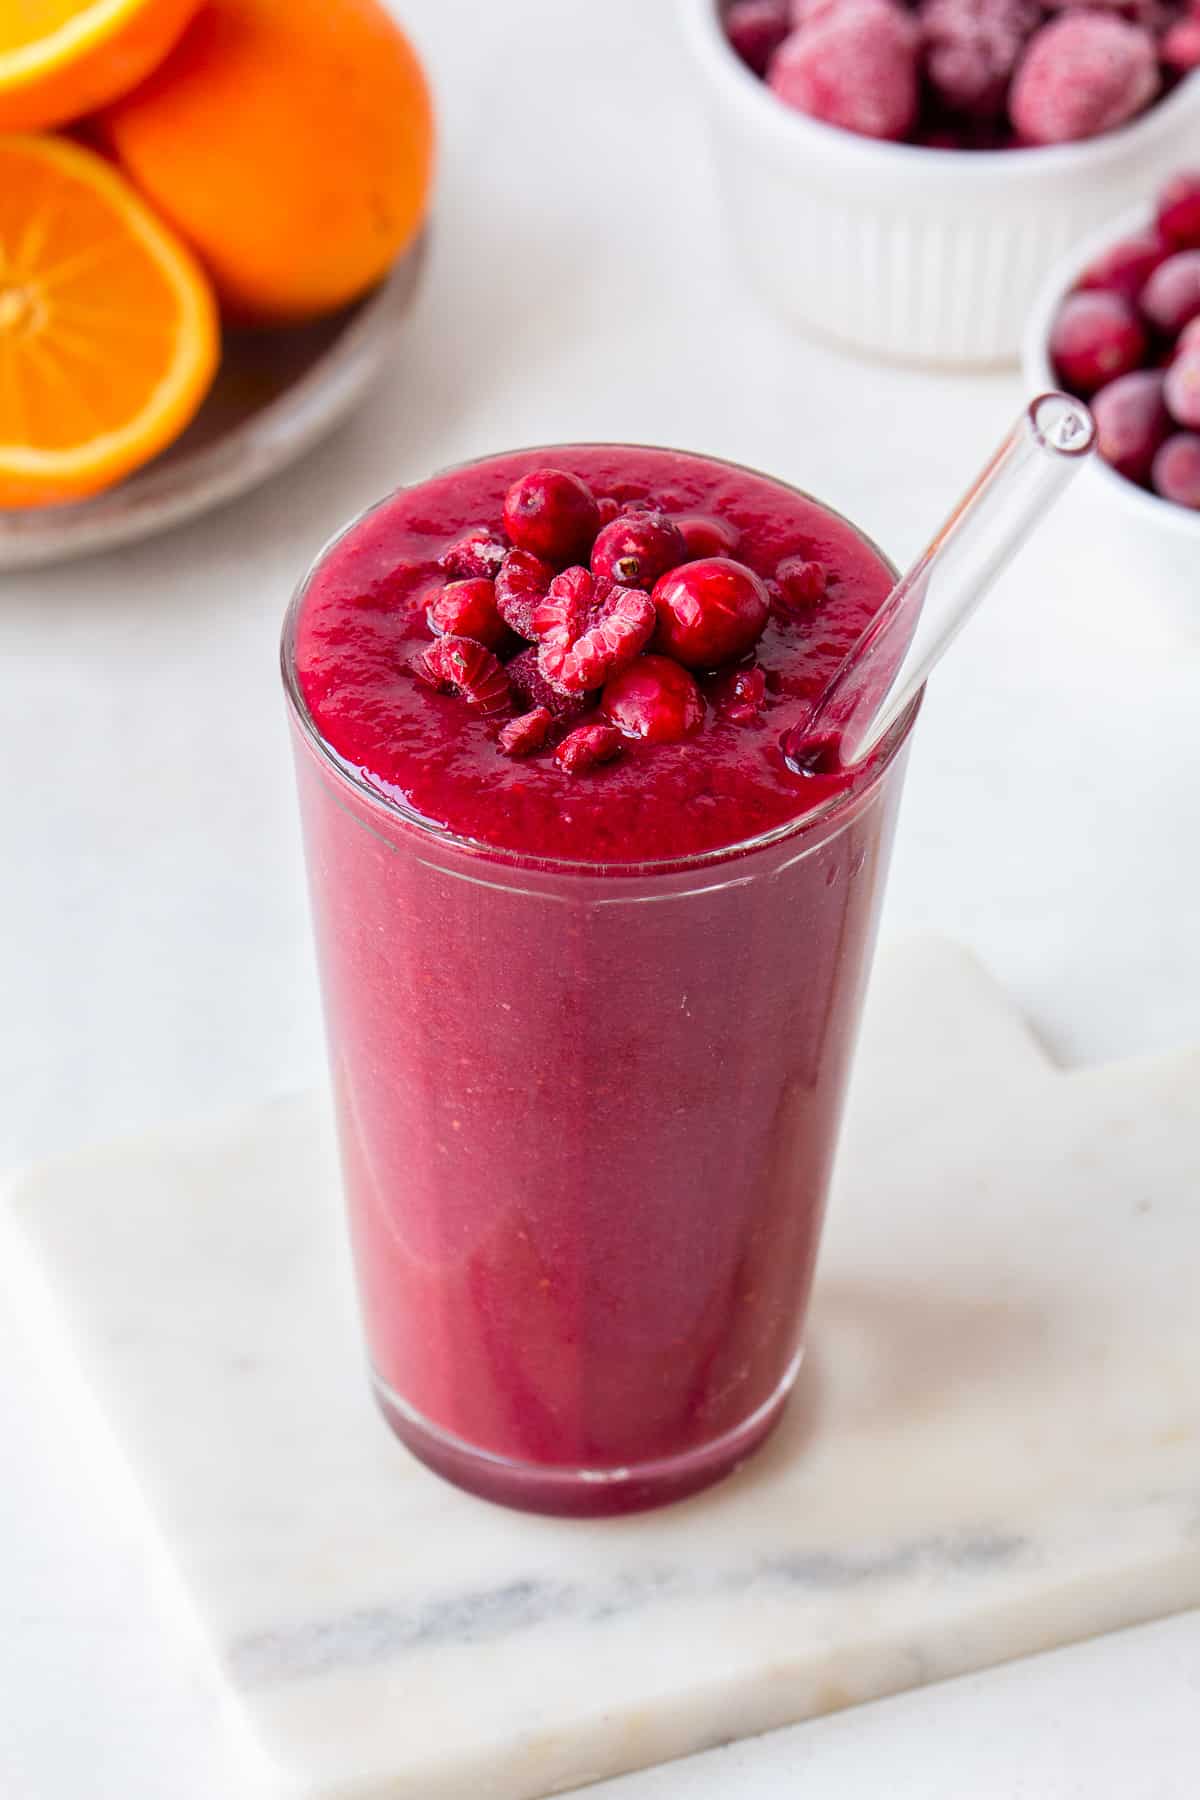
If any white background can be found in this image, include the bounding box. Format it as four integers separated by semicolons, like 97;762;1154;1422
2;1;1199;1794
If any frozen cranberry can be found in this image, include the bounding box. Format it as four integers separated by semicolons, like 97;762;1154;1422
418;636;512;715
775;555;828;607
726;0;792;74
1156;172;1200;250
1049;290;1147;395
1165;352;1200;428
438;526;506;581
503;469;600;564
506;647;590;723
601;655;706;744
1141;251;1200;335
426;578;509;651
1009;16;1159;146
554;724;624;775
1151;432;1200;506
653;557;771;670
1077;229;1167;303
1162;18;1200;71
498;706;552;757
590;511;687;588
1176;316;1200;357
495;548;554;639
595;496;621;528
919;0;1040;118
715;664;768;723
537;573;657;694
1092;370;1171;483
767;4;920;143
675;514;741;560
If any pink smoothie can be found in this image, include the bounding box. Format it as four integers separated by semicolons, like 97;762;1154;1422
286;445;910;1514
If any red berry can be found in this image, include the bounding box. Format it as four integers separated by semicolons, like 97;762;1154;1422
503;469;600;564
1157;172;1200;249
726;0;792;74
418;636;512;715
505;646;590;722
595;496;621;528
498;706;552;757
715;664;768;723
652;557;771;670
1151;432;1200;507
601;655;706;744
438;526;506;581
554;724;624;775
919;0;1040;118
1165;352;1200;429
495;548;554;639
675;514;741;560
1077;230;1167;303
767;4;920;142
426;578;509;651
1009;16;1158;146
1092;370;1171;483
775;555;828;607
1175;316;1200;357
537;573;657;694
1141;251;1200;335
1049;290;1147;396
1162;19;1200;71
590;511;687;588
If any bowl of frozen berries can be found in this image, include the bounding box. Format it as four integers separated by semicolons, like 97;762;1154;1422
680;0;1200;364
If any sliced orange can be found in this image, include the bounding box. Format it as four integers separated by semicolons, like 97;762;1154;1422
0;0;203;132
0;133;219;509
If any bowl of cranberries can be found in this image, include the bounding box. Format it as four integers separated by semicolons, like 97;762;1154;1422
1026;171;1200;538
680;0;1200;364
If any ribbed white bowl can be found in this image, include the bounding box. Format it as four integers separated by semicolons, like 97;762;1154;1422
680;0;1200;366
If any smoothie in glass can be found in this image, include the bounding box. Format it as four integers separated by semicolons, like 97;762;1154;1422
284;445;913;1515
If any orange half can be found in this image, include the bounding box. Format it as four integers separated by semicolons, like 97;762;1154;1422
0;133;219;509
0;0;203;131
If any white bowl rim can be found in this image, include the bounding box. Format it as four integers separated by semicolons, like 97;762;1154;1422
1022;203;1200;538
679;0;1200;178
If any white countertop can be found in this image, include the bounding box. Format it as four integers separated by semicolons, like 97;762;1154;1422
2;0;1199;1794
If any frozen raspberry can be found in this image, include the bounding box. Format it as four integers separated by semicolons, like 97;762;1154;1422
498;706;552;757
1151;432;1200;506
715;664;768;723
919;0;1039;118
505;647;590;722
1141;251;1200;334
426;578;509;652
438;526;506;581
503;469;600;564
495;549;554;639
652;557;771;670
775;555;828;608
590;511;687;588
1165;352;1200;428
1092;370;1171;483
1009;16;1159;146
418;636;512;715
537;575;657;694
767;4;920;142
1157;173;1200;251
554;724;624;775
726;0;792;74
1077;229;1167;302
1049;290;1147;395
1162;18;1200;70
675;514;742;560
601;655;706;743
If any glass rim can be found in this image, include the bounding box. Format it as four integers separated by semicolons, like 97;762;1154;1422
280;441;921;879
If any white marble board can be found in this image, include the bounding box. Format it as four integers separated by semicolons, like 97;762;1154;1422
5;937;1200;1800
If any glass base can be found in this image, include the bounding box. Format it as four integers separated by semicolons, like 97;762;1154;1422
371;1349;803;1517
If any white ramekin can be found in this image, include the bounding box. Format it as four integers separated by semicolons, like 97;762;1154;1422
680;0;1200;367
1023;207;1200;639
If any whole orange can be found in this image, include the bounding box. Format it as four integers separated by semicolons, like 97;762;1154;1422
99;0;434;323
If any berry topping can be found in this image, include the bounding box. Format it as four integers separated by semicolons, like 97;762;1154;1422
1049;290;1148;395
726;0;792;74
1140;251;1200;335
1151;432;1200;506
601;655;707;743
768;4;919;142
495;548;555;639
1165;352;1200;429
1092;369;1171;483
1157;172;1200;250
554;723;624;775
652;557;771;670
503;468;601;564
498;706;553;757
426;578;509;651
590;511;687;588
1009;16;1159;146
1077;229;1167;303
919;0;1039;117
537;571;657;694
506;646;591;722
675;513;742;560
716;664;768;723
775;555;828;608
1162;18;1200;72
438;526;506;581
418;636;512;715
